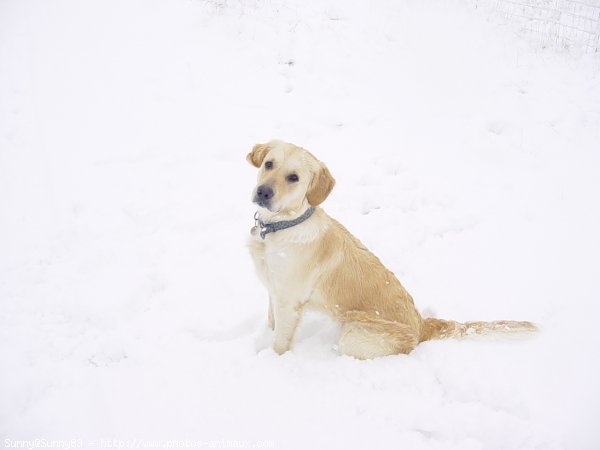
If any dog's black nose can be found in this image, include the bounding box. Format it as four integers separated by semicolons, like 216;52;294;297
255;185;274;206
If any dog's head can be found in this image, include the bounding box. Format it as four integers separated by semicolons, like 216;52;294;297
247;140;335;217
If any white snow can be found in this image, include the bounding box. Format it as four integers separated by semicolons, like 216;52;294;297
1;0;600;449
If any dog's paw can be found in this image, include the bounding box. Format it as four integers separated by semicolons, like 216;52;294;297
273;346;289;356
273;341;291;355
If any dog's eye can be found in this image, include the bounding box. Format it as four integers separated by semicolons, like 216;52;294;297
286;174;299;183
264;161;273;170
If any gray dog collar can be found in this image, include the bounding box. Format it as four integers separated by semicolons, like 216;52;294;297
254;207;316;240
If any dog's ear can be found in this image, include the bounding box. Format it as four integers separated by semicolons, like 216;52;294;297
246;143;270;168
307;162;335;206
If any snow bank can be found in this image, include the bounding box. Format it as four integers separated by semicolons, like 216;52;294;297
1;0;599;448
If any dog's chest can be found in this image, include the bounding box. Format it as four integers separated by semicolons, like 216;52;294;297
260;242;301;280
250;232;312;290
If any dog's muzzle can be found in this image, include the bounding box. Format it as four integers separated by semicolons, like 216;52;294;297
254;184;274;209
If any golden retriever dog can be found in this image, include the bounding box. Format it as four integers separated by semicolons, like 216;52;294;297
247;139;536;359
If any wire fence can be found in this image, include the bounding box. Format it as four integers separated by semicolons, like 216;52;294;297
491;0;600;52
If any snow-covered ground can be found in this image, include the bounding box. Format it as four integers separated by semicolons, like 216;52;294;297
1;0;599;448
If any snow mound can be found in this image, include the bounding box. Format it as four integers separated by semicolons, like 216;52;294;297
1;0;599;448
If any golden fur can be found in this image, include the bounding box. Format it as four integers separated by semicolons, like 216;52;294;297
247;140;537;359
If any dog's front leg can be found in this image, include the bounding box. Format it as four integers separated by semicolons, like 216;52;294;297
272;299;304;355
268;295;274;330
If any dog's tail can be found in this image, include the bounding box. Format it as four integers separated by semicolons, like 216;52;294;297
419;317;538;342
